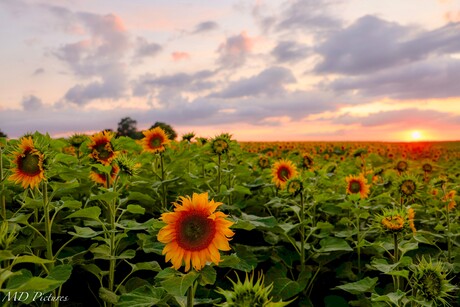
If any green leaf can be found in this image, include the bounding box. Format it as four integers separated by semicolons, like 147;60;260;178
12;255;54;266
198;266;216;286
271;277;302;300
23;197;43;209
65;206;101;221
68;226;102;238
161;271;199;296
317;237;353;252
336;277;378;295
127;261;162;273
240;213;277;229
371;290;405;305
99;287;118;304
126;204;145;215
90;191;119;203
398;241;418;255
117;285;169;307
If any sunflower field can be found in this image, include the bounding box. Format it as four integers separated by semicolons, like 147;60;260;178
0;130;459;307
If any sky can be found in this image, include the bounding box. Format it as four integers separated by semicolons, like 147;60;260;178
1;0;460;142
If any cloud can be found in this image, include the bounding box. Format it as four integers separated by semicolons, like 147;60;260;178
191;21;219;34
212;67;296;98
275;0;341;32
328;58;460;99
314;15;460;75
271;41;310;63
32;68;45;76
171;51;190;62
21;95;43;111
133;36;162;62
216;32;254;68
334;108;460;127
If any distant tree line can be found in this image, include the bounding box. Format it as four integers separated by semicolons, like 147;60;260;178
0;117;177;140
116;117;177;140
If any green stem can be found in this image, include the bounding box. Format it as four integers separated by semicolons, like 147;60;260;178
187;280;196;307
300;191;305;272
445;203;451;262
43;182;58;307
217;154;222;195
356;209;361;275
393;233;399;291
0;145;6;221
160;153;167;210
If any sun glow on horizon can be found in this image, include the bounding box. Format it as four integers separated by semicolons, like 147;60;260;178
410;130;422;141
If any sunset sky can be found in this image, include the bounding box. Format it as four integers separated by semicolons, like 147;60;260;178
1;0;460;141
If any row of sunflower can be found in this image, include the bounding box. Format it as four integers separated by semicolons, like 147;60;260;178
0;132;459;306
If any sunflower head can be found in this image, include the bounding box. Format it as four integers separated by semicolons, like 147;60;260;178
88;131;117;165
442;190;457;211
286;178;303;197
396;160;408;172
211;135;231;155
182;132;195;142
89;164;119;188
140;127;170;154
407;207;416;234
271;159;297;188
345;173;370;199
302;153;314;169
216;272;292;307
422;163;433;173
115;154;140;177
377;208;410;233
410;257;457;306
352;148;367;158
8;136;45;189
157;192;234;272
69;133;88;148
258;155;270;169
395;174;421;200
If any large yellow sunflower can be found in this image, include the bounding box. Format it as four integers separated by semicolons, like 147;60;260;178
88;131;117;165
8;137;45;189
271;159;297;188
345;173;370;199
140;127;170;153
157;192;234;272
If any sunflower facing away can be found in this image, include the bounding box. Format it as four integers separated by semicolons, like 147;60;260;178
9;137;45;189
140;127;170;153
88;131;117;165
157;192;234;272
271;159;297;188
345;173;370;199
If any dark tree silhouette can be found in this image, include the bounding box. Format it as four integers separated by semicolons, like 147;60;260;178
0;129;7;138
117;117;142;139
150;122;177;140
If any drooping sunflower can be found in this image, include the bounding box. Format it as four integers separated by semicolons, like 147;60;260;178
157;192;234;272
88;131;117;165
140;127;170;153
89;164;120;188
271;159;297;188
216;272;292;307
345;173;370;199
8;137;45;189
211;135;230;155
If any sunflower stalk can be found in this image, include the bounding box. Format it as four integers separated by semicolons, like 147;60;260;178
355;201;361;275
217;154;222;195
160;153;167;210
299;191;305;272
393;232;400;291
0;145;6;221
445;200;452;263
187;280;197;307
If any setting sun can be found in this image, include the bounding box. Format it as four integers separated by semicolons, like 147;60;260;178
411;130;422;141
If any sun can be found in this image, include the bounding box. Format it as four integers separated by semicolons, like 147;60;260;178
411;130;422;141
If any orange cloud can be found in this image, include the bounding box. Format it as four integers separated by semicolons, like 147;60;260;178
444;11;460;22
171;51;191;62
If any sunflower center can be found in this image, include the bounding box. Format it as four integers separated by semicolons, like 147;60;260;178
149;136;163;148
177;212;216;251
277;167;290;181
95;143;113;160
401;180;416;196
421;271;442;298
19;152;41;175
350;180;362;194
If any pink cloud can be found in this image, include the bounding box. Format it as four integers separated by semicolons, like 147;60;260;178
171;51;191;62
444;11;460;22
217;31;255;68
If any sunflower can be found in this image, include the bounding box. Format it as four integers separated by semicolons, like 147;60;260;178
88;131;117;165
345;173;370;199
157;192;234;272
395;174;421;200
258;155;270;169
302;153;314;169
396;160;408;173
8;137;45;189
286;178;303;196
378;208;412;233
216;272;292;307
140;127;170;153
409;257;457;306
271;159;297;188
89;164;120;188
211;136;230;155
442;190;457;211
408;207;416;234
